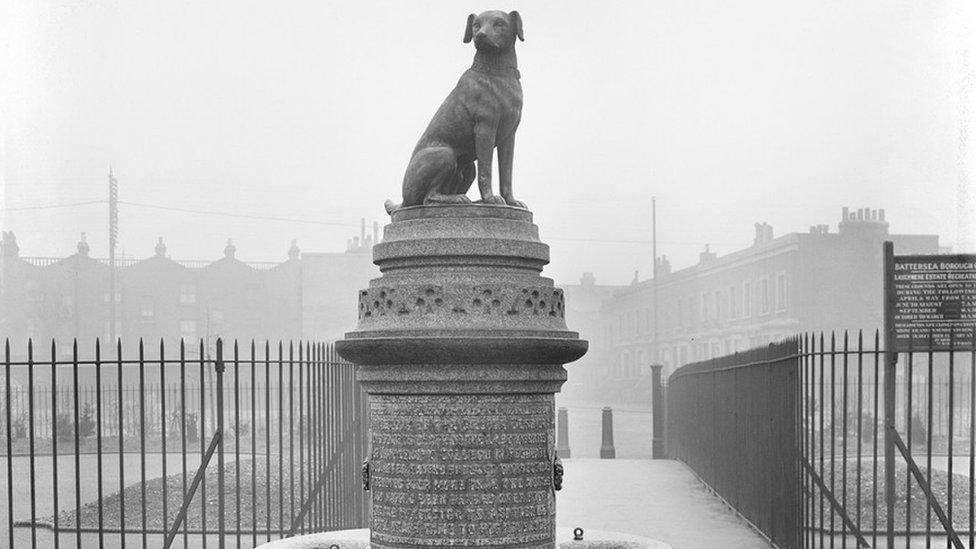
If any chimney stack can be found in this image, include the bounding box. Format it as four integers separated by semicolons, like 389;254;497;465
655;255;671;276
839;206;890;236
77;232;90;257
223;238;236;259
699;244;717;264
1;231;20;259
155;237;167;257
754;222;774;245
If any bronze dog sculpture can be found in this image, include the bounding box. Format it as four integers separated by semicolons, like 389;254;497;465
385;10;527;215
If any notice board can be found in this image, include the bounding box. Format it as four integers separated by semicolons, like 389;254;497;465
884;243;976;352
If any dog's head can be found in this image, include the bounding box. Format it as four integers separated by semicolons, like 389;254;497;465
463;10;523;52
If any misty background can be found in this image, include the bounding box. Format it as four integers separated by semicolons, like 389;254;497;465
2;0;974;285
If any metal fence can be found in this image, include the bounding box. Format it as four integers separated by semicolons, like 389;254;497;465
667;338;801;547
1;338;369;548
667;331;976;548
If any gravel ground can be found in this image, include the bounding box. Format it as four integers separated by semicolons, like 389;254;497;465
47;457;350;533
809;460;974;531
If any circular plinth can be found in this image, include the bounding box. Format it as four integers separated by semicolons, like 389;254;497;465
336;205;587;548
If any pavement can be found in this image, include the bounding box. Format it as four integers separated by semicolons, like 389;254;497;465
0;454;771;548
557;459;771;549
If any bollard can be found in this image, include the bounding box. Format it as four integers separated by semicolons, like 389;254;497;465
650;364;665;459
557;407;571;458
599;406;616;459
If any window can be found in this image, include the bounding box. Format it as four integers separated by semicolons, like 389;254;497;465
60;294;74;318
103;320;122;342
713;290;722;322
729;285;738;319
776;272;788;312
180;284;196;304
701;292;709;324
180;320;197;340
743;281;752;318
760;277;770;315
26;281;41;301
141;299;154;321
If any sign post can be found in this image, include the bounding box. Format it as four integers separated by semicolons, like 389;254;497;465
883;242;976;547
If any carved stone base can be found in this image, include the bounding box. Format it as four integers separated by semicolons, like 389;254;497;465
336;205;587;548
369;393;554;547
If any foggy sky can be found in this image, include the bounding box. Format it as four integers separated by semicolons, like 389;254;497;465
2;0;974;286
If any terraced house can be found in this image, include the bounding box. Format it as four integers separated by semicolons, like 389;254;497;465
586;207;941;402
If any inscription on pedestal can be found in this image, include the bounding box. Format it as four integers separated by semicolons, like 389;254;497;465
369;393;555;547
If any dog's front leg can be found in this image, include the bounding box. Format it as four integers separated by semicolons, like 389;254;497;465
497;135;526;209
475;124;505;205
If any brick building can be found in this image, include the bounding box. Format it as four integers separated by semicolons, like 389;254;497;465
0;230;378;359
558;272;625;401
585;207;941;403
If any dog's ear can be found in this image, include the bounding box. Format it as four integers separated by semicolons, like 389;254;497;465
463;13;475;43
509;11;523;41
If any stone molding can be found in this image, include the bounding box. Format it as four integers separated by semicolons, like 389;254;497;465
359;284;565;321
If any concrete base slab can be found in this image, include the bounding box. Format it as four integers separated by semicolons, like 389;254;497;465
256;527;672;549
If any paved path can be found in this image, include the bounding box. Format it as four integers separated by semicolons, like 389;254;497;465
558;459;771;549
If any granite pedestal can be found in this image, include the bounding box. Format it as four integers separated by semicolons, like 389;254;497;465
335;205;587;548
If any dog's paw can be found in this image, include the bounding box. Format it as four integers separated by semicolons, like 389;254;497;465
479;194;507;205
504;197;527;209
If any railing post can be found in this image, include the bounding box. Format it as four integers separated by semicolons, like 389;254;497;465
600;407;615;459
556;407;571;458
882;241;896;548
215;339;226;549
650;364;665;459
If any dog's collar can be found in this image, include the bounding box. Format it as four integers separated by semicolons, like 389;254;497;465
470;60;520;79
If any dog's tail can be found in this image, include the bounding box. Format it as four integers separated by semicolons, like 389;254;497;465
384;199;400;216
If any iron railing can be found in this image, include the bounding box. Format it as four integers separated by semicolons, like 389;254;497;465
0;338;368;548
667;330;976;548
667;338;802;547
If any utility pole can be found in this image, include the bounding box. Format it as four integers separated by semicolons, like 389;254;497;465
109;167;118;347
652;196;658;365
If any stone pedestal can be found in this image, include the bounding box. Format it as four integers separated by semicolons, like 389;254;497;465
336;205;587;549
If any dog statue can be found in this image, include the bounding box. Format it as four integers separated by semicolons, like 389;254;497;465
385;10;527;215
